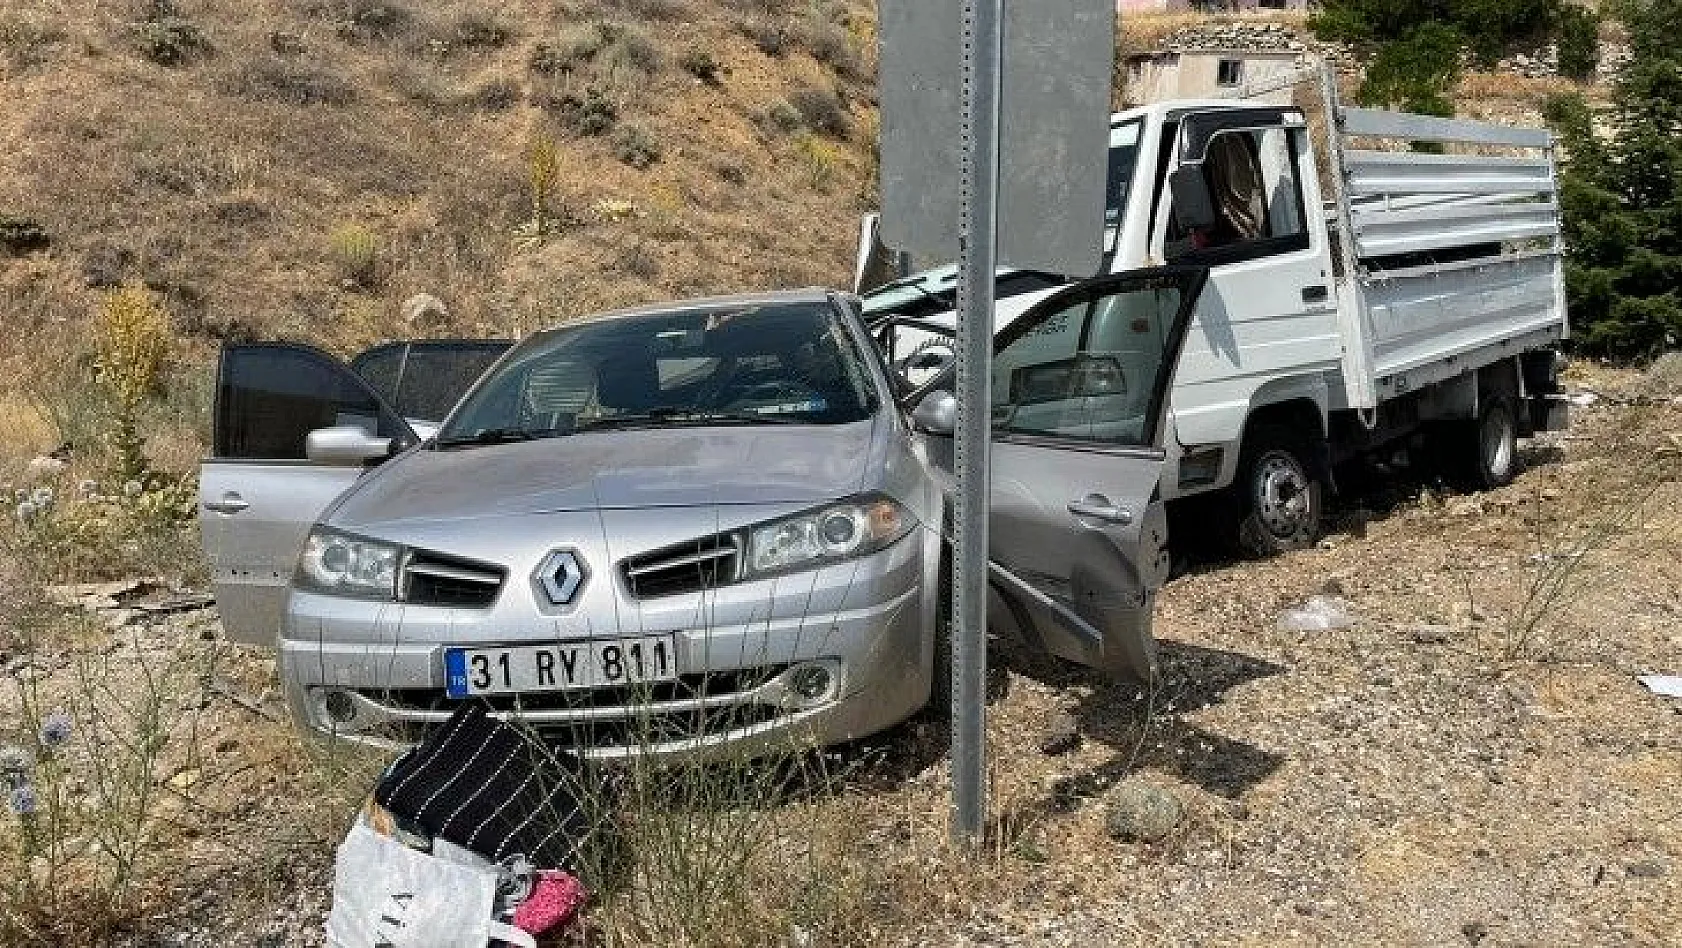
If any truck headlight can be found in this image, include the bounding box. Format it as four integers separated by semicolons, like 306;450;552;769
297;528;401;599
745;495;915;577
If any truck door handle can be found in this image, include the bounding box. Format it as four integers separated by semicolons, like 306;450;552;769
204;493;249;515
1067;499;1133;526
1301;285;1330;304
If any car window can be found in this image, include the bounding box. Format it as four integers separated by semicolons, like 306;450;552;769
440;301;880;441
1167;125;1309;264
992;282;1187;447
214;344;411;460
350;341;512;423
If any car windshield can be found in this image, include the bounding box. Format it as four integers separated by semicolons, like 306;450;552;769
436;300;879;445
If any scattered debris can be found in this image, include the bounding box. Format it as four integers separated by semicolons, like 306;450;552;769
208;677;282;721
1626;859;1668;879
1276;595;1355;632
1636;675;1682;699
1037;712;1082;756
1102;781;1183;844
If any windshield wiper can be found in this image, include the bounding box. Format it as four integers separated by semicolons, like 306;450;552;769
433;427;546;449
573;408;802;433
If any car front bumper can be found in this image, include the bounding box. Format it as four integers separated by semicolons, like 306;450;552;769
278;529;938;761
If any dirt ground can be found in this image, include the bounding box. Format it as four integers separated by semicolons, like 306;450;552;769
6;364;1679;947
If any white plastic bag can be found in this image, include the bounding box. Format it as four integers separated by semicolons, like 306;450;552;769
325;821;536;948
1276;595;1355;632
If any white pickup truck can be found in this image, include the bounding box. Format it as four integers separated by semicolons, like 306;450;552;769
861;79;1571;557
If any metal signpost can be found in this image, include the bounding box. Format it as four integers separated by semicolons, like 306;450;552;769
878;0;1114;844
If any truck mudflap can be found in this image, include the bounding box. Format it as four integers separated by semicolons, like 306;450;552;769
1529;393;1571;433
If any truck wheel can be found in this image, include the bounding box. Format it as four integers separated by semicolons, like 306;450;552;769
1235;424;1324;557
1452;395;1519;490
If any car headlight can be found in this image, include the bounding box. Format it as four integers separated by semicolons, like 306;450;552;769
296;527;401;599
744;495;916;577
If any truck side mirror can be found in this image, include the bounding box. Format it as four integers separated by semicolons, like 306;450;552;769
1169;165;1217;234
305;426;395;466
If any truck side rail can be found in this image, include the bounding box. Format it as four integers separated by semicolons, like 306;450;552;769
1320;66;1566;414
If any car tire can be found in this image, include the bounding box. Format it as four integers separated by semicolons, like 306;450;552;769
1235;423;1324;558
1447;394;1519;491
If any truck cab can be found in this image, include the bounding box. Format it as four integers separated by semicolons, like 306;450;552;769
865;82;1569;557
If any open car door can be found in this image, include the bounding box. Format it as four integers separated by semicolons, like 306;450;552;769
200;339;506;645
897;268;1207;681
985;267;1206;681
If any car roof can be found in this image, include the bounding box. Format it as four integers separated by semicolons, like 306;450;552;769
542;287;840;331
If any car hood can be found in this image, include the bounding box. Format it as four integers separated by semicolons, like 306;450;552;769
327;420;882;529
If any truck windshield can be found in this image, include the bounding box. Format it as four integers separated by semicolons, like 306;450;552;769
436;302;879;446
1104;119;1145;255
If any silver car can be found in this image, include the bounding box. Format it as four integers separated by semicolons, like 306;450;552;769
200;275;1202;758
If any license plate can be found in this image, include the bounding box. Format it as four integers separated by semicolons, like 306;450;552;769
444;636;677;698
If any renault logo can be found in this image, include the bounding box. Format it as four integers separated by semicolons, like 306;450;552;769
535;550;587;605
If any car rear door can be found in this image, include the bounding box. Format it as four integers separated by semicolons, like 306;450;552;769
202;340;512;645
983;268;1207;682
199;344;419;645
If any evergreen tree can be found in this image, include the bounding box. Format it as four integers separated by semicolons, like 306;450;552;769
1548;0;1682;357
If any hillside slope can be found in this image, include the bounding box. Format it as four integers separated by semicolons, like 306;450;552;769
0;0;877;376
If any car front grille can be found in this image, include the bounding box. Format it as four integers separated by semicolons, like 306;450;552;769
402;551;506;608
620;535;743;599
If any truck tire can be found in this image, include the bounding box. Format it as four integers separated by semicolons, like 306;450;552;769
1450;394;1519;490
1235;423;1324;557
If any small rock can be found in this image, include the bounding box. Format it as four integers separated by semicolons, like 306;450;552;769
1103;781;1182;844
1320;576;1347;596
25;456;66;481
1461;921;1489;944
268;30;305;55
1038;712;1081;756
1626;860;1667;878
402;293;450;328
1409;624;1454;645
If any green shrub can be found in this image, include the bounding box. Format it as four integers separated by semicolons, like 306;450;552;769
327;223;380;289
466;76;522;111
1556;4;1599;81
759;98;804;135
545;86;620;135
788;83;850;138
612;122;663;169
803;17;861;79
334;0;414;42
0;14;68;71
680;46;721;84
442;10;514;52
224;58;355;106
134;17;209;66
744;20;789;57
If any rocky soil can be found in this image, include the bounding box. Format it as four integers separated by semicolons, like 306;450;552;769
7;363;1679;946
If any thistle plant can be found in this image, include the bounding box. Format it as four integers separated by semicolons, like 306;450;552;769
527;131;562;236
92;284;171;482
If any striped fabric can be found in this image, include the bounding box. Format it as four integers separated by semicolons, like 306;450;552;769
375;704;599;870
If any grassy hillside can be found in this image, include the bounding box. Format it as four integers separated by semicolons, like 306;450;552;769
0;0;877;468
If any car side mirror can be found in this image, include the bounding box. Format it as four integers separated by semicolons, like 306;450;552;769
909;390;958;436
1169;165;1217;234
305;426;395;466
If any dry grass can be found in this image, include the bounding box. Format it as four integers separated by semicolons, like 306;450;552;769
0;0;877;360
